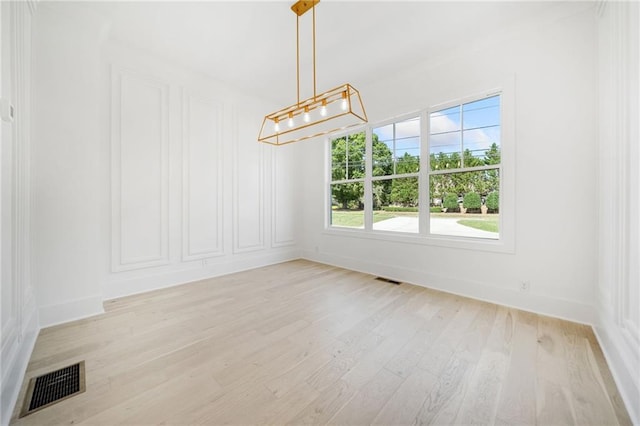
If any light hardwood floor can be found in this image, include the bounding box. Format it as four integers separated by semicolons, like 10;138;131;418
11;260;631;425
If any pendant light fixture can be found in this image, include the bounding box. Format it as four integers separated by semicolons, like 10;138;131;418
258;0;368;146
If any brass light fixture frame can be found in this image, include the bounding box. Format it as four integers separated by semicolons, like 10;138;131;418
258;0;368;146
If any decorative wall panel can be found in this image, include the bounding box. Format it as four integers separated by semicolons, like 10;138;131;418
271;146;296;247
181;91;224;260
596;2;640;423
1;3;40;425
233;108;264;253
111;69;170;271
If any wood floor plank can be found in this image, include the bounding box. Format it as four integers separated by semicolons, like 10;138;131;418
10;260;631;426
328;367;404;425
264;340;347;399
285;379;357;425
454;306;514;425
372;366;438;425
494;310;539;425
416;296;480;376
536;377;577;426
383;295;460;379
245;381;321;425
535;315;578;425
582;324;634;426
563;320;620;425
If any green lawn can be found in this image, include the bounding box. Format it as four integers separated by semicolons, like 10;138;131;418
331;209;499;233
457;216;499;233
331;210;398;227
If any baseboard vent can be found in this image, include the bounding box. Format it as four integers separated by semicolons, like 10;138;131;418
375;277;401;285
20;361;86;417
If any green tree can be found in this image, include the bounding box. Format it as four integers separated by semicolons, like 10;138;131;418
484;143;501;165
396;152;419;174
443;193;459;211
332;132;394;210
388;153;419;207
390;177;419;207
372;134;393;177
331;133;365;181
371;135;393;208
331;133;365;209
463;149;483;168
463;192;481;212
486;191;499;212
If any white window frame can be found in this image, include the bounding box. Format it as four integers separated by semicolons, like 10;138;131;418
325;85;515;254
370;113;422;233
326;126;367;229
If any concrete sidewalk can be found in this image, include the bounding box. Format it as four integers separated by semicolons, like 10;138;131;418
373;216;498;239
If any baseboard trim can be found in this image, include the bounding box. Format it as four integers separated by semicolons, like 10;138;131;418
104;250;300;301
301;250;595;325
38;295;105;328
1;302;39;426
593;315;640;425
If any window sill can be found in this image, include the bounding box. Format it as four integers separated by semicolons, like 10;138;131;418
323;226;515;254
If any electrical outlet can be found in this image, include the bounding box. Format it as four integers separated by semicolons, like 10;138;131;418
519;281;531;292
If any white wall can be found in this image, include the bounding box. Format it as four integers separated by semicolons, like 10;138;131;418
30;4;299;328
595;1;640;423
299;4;598;323
0;2;39;425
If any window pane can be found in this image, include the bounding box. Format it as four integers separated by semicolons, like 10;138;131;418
428;169;500;239
331;137;347;180
430;95;501;170
373;117;420;176
372;178;418;233
374;124;394;142
430;105;461;171
331;132;365;181
396;117;420;139
430;133;462;171
346;133;366;179
463;127;501;166
395;135;420;173
462;95;500;165
330;182;364;228
430;106;460;134
462;95;500;130
372;129;394;177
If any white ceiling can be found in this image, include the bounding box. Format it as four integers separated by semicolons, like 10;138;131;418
45;1;587;105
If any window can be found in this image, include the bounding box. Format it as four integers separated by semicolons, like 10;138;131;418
327;91;506;248
428;95;501;239
372;117;420;233
330;131;366;228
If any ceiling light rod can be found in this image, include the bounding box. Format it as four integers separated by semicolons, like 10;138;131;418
258;0;368;146
293;0;318;106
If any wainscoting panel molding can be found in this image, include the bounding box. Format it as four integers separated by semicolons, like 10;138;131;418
1;2;40;425
233;107;265;253
596;2;640;424
271;147;296;248
111;68;170;272
181;90;224;261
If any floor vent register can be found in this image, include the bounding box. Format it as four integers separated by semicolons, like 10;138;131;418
20;361;86;417
375;276;402;285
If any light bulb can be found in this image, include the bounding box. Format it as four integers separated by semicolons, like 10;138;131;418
288;114;294;128
320;100;327;117
341;92;348;111
274;119;280;132
303;107;310;123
